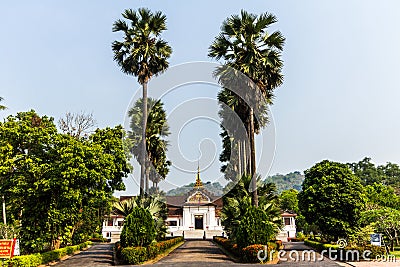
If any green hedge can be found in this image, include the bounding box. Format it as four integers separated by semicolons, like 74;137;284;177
119;236;184;265
213;236;278;263
304;239;339;251
5;241;92;267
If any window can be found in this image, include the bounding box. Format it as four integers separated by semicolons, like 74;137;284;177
107;219;113;226
284;218;291;226
168;221;178;226
118;221;124;227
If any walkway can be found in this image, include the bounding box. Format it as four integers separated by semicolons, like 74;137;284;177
52;241;347;267
55;243;113;267
144;240;344;267
278;242;344;266
154;240;233;265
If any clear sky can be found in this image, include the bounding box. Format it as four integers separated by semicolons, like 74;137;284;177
1;1;400;195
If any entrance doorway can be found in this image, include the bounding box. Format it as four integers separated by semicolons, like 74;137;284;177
194;215;203;229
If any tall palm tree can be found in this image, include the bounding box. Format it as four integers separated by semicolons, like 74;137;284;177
209;10;285;206
128;98;170;193
112;8;172;196
0;97;7;110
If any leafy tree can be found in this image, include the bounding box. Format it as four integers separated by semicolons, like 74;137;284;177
120;207;156;247
279;189;299;213
298;160;367;241
0;111;131;252
222;175;281;243
360;207;400;251
113;195;168;240
379;162;400;189
128;98;170;192
235;206;275;248
112;8;172;196
365;183;399;209
209;10;285;206
348;157;384;185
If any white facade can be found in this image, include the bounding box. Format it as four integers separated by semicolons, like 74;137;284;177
102;216;124;243
276;212;297;241
166;190;223;236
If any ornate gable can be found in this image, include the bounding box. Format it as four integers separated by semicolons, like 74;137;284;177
186;191;210;203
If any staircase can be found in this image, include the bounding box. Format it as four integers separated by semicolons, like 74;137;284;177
184;230;205;240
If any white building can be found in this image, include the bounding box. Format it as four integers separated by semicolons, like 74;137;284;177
276;210;297;241
102;168;296;241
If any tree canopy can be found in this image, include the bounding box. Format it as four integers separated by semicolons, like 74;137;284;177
298;160;366;241
0;110;131;253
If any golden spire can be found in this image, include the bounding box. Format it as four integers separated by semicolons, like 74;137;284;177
194;163;203;189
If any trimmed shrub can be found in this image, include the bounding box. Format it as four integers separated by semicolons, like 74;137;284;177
235;206;275;249
242;244;265;263
6;254;42;267
119;236;184;265
5;241;92;267
121;246;148;265
120;207;156;248
214;236;278;263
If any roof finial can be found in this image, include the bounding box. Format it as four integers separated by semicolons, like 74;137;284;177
194;161;203;189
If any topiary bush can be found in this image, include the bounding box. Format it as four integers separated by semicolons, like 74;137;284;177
119;237;184;264
235;206;275;248
120;207;156;248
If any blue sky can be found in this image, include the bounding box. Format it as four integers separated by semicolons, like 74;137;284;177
1;1;400;195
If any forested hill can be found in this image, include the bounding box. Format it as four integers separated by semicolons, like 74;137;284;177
264;171;305;193
166;181;224;196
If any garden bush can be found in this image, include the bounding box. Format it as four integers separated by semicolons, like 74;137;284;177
235;206;275;249
120;207;156;248
6;254;42;267
4;241;92;267
119;236;184;265
213;236;278;263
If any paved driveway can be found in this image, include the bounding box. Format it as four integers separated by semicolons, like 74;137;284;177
139;240;343;267
55;243;113;267
53;241;347;267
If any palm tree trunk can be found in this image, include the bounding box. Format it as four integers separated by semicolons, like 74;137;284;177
249;107;258;207
145;160;150;194
242;140;247;175
140;82;148;196
237;140;242;178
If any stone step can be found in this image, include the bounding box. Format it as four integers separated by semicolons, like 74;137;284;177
184;230;205;240
205;230;225;239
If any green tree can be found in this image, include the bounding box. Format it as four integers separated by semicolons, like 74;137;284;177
120;207;156;247
0;111;131;252
235;206;275;248
128;98;170;192
298;160;367;241
221;175;281;243
113;195;168;240
379;162;400;189
360;207;400;251
365;183;399;209
112;8;172;196
279;189;299;213
348;157;383;185
209;10;285;206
